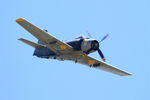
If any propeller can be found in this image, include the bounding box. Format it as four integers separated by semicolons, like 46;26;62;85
97;34;109;61
84;31;109;62
85;30;92;38
97;48;106;62
99;34;109;42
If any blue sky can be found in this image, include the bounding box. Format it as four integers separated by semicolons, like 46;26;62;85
0;0;150;100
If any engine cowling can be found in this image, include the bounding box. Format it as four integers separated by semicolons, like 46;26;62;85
81;39;99;53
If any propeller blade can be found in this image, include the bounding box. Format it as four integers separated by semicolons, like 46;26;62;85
85;30;92;38
100;34;109;42
97;48;106;61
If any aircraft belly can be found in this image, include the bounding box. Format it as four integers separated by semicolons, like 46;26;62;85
55;54;77;61
54;51;82;61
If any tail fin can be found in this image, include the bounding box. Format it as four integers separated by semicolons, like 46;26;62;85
18;38;44;48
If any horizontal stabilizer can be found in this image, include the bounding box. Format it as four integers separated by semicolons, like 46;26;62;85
18;38;45;48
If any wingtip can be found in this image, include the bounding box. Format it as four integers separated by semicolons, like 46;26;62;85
16;18;25;22
128;73;133;76
18;38;24;41
124;72;133;76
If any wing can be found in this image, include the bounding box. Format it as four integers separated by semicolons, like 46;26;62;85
78;55;132;76
16;18;73;55
18;38;45;48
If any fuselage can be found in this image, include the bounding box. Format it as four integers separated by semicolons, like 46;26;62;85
33;36;99;60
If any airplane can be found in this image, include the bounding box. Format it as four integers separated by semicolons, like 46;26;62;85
16;18;132;76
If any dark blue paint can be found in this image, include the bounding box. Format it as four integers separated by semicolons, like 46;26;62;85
33;47;56;57
66;39;83;50
34;40;56;57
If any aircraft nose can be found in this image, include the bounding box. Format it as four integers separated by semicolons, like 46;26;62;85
91;40;99;50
